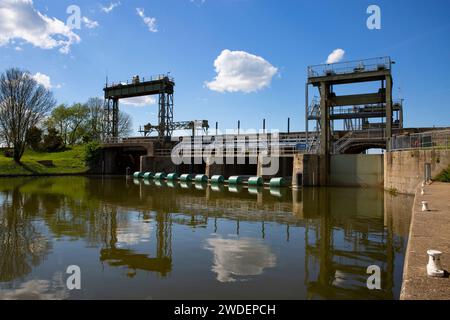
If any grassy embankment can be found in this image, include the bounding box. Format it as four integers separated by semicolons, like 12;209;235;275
0;145;88;176
435;166;450;182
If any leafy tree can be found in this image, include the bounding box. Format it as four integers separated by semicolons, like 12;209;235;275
45;98;133;144
25;126;43;151
47;104;71;145
0;68;55;162
84;141;102;165
42;128;64;152
67;103;89;145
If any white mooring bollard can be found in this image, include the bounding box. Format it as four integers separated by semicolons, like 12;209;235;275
421;201;429;212
427;250;445;277
421;188;425;195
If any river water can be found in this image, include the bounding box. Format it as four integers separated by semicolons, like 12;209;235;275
0;176;413;300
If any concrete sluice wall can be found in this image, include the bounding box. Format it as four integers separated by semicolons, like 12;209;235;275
330;154;384;187
385;149;450;195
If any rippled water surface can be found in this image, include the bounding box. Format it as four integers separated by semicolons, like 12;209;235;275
0;176;413;299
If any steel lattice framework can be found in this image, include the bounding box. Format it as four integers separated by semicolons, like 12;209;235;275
103;75;175;140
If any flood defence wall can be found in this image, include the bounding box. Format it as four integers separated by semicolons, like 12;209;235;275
330;154;384;187
384;149;450;195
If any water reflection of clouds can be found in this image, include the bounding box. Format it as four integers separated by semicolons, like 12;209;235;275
0;272;68;300
116;220;152;247
204;236;276;283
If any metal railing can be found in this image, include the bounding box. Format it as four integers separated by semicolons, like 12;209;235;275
107;73;174;88
390;130;450;151
102;137;155;144
307;56;391;78
333;129;386;154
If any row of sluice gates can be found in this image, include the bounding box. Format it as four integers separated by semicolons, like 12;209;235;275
133;171;288;195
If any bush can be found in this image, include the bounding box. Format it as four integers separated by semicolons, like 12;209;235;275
435;166;450;182
3;149;13;158
42;128;64;152
84;141;101;165
26;126;43;151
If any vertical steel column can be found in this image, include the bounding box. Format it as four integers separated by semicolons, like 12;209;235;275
319;82;330;156
112;98;119;137
305;83;309;147
102;98;111;140
319;82;330;186
158;92;166;139
385;75;393;150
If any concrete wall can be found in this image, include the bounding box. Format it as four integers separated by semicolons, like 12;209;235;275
140;156;177;173
292;154;320;187
330;154;384;187
384;149;450;195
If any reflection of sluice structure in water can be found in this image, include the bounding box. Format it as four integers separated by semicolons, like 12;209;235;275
302;188;406;299
0;177;412;299
98;209;173;277
122;180;411;298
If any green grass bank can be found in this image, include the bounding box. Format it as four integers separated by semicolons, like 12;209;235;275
0;145;88;176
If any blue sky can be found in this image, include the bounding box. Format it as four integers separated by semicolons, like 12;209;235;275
1;0;449;135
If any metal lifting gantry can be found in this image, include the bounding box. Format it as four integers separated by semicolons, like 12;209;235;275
103;74;208;140
305;56;404;155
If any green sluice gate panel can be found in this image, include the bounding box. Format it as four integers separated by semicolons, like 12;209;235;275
154;172;166;180
195;174;208;183
228;176;243;184
248;176;263;186
210;175;225;184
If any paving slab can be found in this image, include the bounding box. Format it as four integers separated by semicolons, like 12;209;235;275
401;182;450;300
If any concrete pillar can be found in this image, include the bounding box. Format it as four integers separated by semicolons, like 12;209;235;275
292;154;320;187
205;157;225;177
292;154;303;188
140;156;154;172
103;148;117;174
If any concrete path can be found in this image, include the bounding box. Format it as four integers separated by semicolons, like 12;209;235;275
401;182;450;299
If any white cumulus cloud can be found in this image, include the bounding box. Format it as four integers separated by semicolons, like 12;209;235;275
121;96;156;107
326;48;345;64
205;49;278;93
0;0;81;54
101;1;121;14
32;72;61;89
136;8;158;33
32;72;52;89
82;16;99;29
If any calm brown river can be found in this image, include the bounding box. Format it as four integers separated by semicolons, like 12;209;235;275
0;176;412;299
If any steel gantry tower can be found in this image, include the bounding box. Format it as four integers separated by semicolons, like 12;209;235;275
305;57;403;184
103;74;175;140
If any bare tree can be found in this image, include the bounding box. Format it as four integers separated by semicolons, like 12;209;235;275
0;68;55;162
84;98;132;140
118;111;133;137
86;97;104;140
